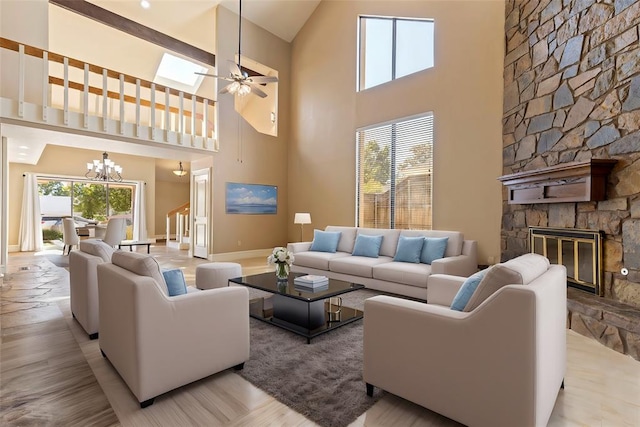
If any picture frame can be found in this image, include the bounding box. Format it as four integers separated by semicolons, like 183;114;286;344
225;182;278;214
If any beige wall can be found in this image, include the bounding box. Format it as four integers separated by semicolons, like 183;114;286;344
290;1;505;264
154;181;190;237
209;6;291;254
7;145;156;247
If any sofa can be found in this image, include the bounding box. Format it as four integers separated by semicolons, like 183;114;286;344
97;251;250;407
69;239;115;339
363;253;567;427
288;226;477;300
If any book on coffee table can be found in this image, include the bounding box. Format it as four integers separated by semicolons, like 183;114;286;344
294;275;329;287
294;283;329;292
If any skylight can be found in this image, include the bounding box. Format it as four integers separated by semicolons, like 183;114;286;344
154;52;208;93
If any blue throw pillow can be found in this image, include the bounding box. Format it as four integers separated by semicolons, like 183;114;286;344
162;268;187;296
394;235;425;263
420;237;449;264
310;230;342;253
352;234;383;258
450;268;490;311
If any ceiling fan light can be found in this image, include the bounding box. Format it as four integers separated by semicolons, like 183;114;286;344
238;84;251;96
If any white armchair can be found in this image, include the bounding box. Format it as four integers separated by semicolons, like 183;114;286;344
97;251;250;408
62;217;79;255
363;254;567;427
102;217;127;247
69;240;114;339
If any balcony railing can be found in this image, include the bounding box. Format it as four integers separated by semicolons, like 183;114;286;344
0;37;217;150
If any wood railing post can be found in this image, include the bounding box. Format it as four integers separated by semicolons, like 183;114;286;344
42;50;48;121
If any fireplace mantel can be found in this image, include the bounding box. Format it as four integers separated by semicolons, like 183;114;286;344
498;159;617;204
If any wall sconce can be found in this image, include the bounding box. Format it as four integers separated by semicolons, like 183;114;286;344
270;112;276;124
173;161;188;177
294;213;311;242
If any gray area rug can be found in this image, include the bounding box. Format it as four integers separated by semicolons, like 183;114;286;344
239;288;386;427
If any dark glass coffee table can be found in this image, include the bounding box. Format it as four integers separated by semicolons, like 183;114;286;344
230;272;365;343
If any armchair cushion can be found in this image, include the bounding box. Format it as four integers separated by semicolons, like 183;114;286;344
111;251;169;296
310;230;342;253
352;234;383;258
450;268;489;311
393;235;424;263
420;237;449;264
79;240;114;262
162;268;188;296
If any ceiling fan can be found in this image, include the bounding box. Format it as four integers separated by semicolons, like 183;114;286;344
196;0;278;98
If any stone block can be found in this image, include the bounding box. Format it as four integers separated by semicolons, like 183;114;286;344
549;203;576;227
525;96;552;118
541;0;563;23
537;73;561;96
514;210;526;227
564;97;595;131
584;44;606;70
587;125;620;148
604;239;624;273
599;197;629;211
516;54;533;78
569;67;601;90
606;27;638;56
507;29;526;53
560;35;584;69
612;278;640;309
578;202;597;212
563;64;579;79
554;109;567;128
515;135;536;161
615;0;637;15
618;111;640;132
570;312;607;339
504;81;520;113
556;14;579;46
504;40;529;67
613;158;640;197
608;130;640;155
631;198;640;219
541;56;560;80
617;47;640;81
589;91;621;120
528;113;555;134
555;132;583;150
554;82;574;110
622;75;640;112
602;304;640;334
525;209;548;226
603;2;640;42
600;325;625;353
574;79;596;97
584;120;600;138
572;0;597;17
591;68;614;100
532;39;549;68
621;330;640;361
574;150;593;162
579;3;614;34
622;220;640;269
538;129;563;152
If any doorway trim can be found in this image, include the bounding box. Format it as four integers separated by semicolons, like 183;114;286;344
190;167;211;259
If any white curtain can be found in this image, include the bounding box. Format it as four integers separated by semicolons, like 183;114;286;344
19;173;43;251
133;181;147;241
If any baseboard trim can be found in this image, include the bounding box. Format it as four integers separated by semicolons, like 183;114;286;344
211;249;272;262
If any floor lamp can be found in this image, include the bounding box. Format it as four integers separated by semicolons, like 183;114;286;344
294;213;311;242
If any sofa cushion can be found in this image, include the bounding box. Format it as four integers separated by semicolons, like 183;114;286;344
463;254;550;312
111;251;169;296
394;235;425;263
310;230;341;253
162;268;188;296
329;256;393;278
450;268;489;311
357;228;401;257
420;237;449;264
293;251;351;270
79;239;114;262
352;234;383;258
326;226;357;253
400;230;464;257
372;262;432;288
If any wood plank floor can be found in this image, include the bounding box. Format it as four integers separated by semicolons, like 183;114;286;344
1;244;639;426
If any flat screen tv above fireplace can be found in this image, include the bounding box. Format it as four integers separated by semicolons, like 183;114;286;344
529;227;603;296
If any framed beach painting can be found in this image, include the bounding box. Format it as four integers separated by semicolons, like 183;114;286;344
225;182;278;214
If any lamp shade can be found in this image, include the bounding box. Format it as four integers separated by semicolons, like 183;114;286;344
294;213;311;224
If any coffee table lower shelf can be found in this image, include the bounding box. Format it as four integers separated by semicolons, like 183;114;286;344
249;295;363;344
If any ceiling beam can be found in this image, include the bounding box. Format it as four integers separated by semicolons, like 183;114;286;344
49;0;215;67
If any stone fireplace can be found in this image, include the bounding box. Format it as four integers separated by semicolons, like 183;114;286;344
502;0;640;359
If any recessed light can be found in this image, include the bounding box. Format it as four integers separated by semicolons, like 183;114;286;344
140;0;150;9
18;152;27;156
19;145;29;149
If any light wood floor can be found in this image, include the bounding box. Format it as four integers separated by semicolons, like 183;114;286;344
1;244;639;426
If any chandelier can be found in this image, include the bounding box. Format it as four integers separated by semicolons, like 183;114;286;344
86;152;123;182
173;161;188;176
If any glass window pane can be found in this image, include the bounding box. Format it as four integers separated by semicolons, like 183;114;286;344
396;19;434;79
358;125;392;228
38;179;72;241
73;183;107;222
362;18;393;90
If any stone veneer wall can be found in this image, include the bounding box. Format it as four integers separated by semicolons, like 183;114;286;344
502;0;640;359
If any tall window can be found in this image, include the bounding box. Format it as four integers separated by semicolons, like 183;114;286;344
358;16;434;91
356;113;434;230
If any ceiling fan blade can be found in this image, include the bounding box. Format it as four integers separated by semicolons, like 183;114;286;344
219;84;232;95
195;72;235;81
228;60;242;77
247;76;279;84
247;84;268;98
